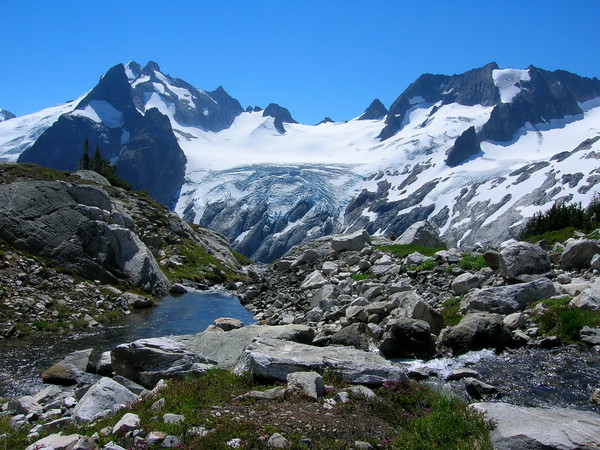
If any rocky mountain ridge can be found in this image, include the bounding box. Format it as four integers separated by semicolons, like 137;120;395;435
2;62;600;262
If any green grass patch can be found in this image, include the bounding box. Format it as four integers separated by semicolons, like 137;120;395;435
458;254;487;271
531;297;600;343
522;227;577;245
163;238;245;284
374;243;445;257
0;415;32;449
414;260;438;271
351;273;371;281
232;249;253;266
441;297;462;326
375;381;493;449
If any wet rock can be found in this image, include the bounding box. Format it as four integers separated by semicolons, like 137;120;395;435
169;283;187;294
559;239;600;270
473;402;600;449
499;241;551;279
119;292;153;309
465;377;501;399
443;313;512;355
461;278;556;314
42;349;94;386
379;318;435;359
448;368;480;381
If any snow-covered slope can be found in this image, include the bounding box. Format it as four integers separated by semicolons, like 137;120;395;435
1;61;599;261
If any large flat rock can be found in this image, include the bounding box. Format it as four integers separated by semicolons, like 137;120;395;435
234;337;408;385
472;402;600;449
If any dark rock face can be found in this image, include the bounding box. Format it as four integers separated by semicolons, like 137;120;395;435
379;63;499;140
358;99;388;120
379;319;435;359
116;108;187;208
479;67;600;142
0;109;16;121
316;117;334;125
443;313;512;355
445;126;481;167
262;103;298;134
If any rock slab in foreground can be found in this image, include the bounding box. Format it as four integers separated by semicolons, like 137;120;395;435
234;337;408;385
72;377;139;424
472;402;600;449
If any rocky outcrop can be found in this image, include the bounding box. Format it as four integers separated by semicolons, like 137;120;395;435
72;377;139;423
499;241;552;279
443;313;513;355
445;126;481;167
262;103;298;133
395;220;445;248
0;180;170;294
358;99;388;120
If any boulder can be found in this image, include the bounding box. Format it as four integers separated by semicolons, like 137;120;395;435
213;317;244;331
570;288;600;310
331;230;371;252
330;323;370;351
234;337;408;385
171;324;316;369
472;402;600;449
112;412;140;434
286;372;324;400
391;291;445;335
451;272;481;295
405;252;431;267
42;349;94;386
300;270;328;290
379;319;435;359
72;377;139;423
25;434;83;450
443;313;512;355
461;278;557;314
464;377;501;399
482;249;501;270
499;241;551;279
396;221;445;248
111;337;215;388
119;292;153;309
559;239;600;270
580;326;600;346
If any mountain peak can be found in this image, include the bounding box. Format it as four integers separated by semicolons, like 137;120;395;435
125;61;142;80
0;109;16;122
142;61;161;75
358;99;387;120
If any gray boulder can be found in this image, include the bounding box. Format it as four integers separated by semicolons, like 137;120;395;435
391;291;445;335
72;377;139;423
580;326;600;346
499;241;551;279
559;239;600;270
234;337;408;385
443;313;512;355
171;324;315;369
405;252;432;266
570;288;600;311
472;402;600;449
286;372;324;401
461;278;557;314
379;319;435;359
451;272;481;295
331;230;371;252
330;323;370;351
111;337;215;388
396;220;445;248
25;434;83;450
41;349;94;386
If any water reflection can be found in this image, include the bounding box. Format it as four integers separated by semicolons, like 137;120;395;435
0;291;255;398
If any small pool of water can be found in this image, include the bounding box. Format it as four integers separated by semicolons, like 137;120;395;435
0;291;255;398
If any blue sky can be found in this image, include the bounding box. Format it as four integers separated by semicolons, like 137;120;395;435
1;1;599;124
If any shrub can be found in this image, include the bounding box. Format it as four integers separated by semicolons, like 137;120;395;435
375;244;445;257
351;273;371;281
531;297;600;343
458;254;486;271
